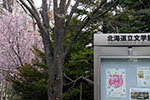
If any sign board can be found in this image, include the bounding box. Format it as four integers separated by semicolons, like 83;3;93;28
94;33;150;100
94;34;150;46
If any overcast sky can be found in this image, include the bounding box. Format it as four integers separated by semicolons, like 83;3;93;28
33;0;75;8
34;0;42;7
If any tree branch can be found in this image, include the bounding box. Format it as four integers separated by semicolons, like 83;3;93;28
93;0;119;19
18;0;43;30
16;1;28;13
6;37;24;66
48;0;52;9
27;0;40;19
19;0;51;39
65;76;82;90
64;72;73;82
64;1;105;57
66;0;71;11
64;0;119;57
41;0;50;28
19;0;53;61
82;77;93;84
11;45;24;67
53;0;58;13
64;74;93;91
64;0;80;36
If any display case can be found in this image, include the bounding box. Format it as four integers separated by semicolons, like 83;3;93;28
94;34;150;100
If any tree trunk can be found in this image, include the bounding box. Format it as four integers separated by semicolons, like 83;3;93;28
48;61;63;100
48;11;65;100
48;40;64;100
80;82;83;100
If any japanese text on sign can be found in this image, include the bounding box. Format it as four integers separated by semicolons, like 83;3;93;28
107;35;150;42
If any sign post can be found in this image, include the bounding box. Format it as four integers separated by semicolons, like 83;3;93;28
94;33;150;100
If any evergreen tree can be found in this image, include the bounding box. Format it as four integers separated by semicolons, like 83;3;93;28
9;47;48;100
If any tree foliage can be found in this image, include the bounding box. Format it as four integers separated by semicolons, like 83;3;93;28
99;0;150;33
63;30;93;100
9;47;48;100
10;31;94;100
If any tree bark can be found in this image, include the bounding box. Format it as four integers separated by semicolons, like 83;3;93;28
48;25;65;100
47;0;66;99
80;82;83;100
48;16;65;100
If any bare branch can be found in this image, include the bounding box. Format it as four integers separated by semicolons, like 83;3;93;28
19;0;50;37
64;73;93;86
82;73;93;84
64;0;107;57
11;45;24;66
66;0;71;11
68;76;82;90
64;75;81;86
64;0;119;57
82;77;93;84
27;0;40;19
53;0;58;13
18;0;42;28
19;0;53;60
41;0;50;28
48;0;52;9
93;0;119;19
17;0;37;30
64;75;93;91
64;0;80;36
16;1;28;13
64;72;73;82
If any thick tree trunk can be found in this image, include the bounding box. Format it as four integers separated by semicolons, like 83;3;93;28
48;11;65;100
48;61;63;100
48;42;64;100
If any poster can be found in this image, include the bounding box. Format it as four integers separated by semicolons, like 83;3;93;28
106;68;126;98
130;88;150;100
137;67;150;87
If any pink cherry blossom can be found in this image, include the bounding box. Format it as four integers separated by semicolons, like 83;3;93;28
0;7;43;73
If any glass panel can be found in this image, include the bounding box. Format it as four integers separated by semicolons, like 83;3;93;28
100;58;150;100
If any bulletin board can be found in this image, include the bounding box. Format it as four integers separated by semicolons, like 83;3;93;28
100;58;150;100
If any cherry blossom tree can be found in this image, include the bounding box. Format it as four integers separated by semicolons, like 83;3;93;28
0;7;42;73
0;2;42;100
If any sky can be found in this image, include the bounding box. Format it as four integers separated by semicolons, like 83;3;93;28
34;0;42;7
33;0;75;8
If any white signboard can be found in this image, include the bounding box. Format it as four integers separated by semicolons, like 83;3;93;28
94;34;150;46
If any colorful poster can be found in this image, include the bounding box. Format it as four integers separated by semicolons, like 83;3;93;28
137;67;150;87
106;68;126;98
130;88;150;100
